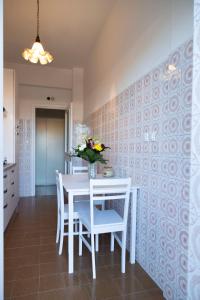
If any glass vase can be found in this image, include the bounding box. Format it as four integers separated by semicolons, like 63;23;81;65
88;162;97;179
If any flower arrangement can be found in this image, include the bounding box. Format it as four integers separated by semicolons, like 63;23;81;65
74;137;109;164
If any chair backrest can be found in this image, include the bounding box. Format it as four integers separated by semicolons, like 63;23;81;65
72;166;88;175
90;178;131;228
55;171;64;215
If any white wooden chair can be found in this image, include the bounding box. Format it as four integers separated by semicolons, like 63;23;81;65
55;171;89;255
72;166;88;174
78;177;131;279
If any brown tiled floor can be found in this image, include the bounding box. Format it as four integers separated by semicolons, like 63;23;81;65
4;196;164;300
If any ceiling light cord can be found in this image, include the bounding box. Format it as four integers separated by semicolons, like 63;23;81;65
36;0;40;42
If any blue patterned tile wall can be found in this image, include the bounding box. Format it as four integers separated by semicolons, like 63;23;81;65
86;39;193;299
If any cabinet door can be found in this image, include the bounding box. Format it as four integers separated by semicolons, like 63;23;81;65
3;69;15;162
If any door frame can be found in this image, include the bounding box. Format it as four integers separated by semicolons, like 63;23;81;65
32;103;72;196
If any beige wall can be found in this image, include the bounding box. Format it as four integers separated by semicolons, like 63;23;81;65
84;0;193;118
4;62;73;89
19;85;71;119
5;63;85;123
72;68;84;122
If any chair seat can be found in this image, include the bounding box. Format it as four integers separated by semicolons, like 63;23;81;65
63;201;90;219
80;208;123;231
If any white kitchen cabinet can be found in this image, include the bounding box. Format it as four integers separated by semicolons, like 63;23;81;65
3;164;19;230
3;68;16;163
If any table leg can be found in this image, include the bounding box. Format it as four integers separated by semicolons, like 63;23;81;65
130;188;138;264
68;191;74;273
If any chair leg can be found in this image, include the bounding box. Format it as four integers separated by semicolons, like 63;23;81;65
75;221;78;233
59;220;64;255
91;233;96;279
56;212;60;243
110;233;114;252
79;221;83;256
121;231;126;273
95;234;99;252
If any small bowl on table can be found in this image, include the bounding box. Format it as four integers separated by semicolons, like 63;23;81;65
103;166;114;178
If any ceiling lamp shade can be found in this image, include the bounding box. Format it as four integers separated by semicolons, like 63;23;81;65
22;0;53;65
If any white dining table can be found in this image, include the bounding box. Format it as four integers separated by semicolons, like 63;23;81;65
62;174;140;274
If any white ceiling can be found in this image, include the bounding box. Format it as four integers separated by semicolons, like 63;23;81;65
4;0;116;68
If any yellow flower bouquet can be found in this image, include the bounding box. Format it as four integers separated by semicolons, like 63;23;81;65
74;137;109;164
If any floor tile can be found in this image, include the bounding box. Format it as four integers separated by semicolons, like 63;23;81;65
11;293;39;300
86;279;122;300
38;286;90;300
114;275;145;294
5;267;16;282
14;265;40;280
39;273;67;291
106;288;164;299
11;278;39;297
5;281;13;298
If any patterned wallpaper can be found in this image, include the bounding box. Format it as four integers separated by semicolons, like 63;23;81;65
187;1;200;299
86;39;193;299
18;119;32;197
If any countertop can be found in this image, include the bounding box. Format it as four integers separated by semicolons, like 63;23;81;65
3;163;16;171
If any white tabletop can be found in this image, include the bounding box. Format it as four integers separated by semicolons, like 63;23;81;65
62;174;139;193
62;174;90;192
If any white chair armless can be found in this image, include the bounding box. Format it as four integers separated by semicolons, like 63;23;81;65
78;177;131;279
55;171;90;255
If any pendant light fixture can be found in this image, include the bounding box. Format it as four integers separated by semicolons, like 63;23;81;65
22;0;54;65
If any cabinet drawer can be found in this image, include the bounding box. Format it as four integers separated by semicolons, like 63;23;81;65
3;186;9;198
10;168;15;175
3;200;8;210
3;172;8;181
3;165;18;231
10;178;15;187
3;172;8;189
4;201;10;230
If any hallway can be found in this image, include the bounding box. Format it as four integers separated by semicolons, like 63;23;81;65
4;197;163;300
